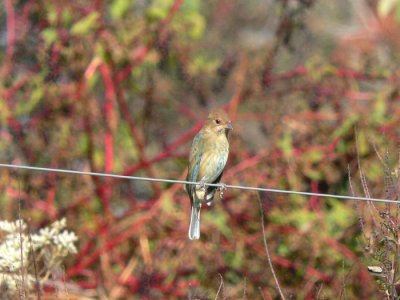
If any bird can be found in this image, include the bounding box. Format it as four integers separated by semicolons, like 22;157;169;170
185;108;233;240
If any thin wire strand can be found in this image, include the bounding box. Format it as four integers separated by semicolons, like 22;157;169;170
0;163;398;204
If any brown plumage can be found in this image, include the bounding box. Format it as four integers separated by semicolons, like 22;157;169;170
185;108;233;240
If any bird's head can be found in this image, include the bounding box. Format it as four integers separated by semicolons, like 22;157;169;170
204;108;233;136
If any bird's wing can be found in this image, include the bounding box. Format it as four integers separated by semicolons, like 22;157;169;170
205;170;223;204
186;133;203;203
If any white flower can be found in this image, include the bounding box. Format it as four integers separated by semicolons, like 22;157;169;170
30;218;74;251
0;219;26;233
0;217;78;293
0;273;35;291
0;233;29;272
53;231;78;254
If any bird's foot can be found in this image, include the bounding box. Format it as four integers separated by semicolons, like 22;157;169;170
198;180;207;191
218;183;227;199
198;180;207;201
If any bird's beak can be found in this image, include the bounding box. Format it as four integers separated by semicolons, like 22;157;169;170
226;122;233;130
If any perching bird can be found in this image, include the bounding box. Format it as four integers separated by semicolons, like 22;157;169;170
185;108;233;240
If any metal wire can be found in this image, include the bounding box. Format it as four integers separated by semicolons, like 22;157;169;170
0;163;398;204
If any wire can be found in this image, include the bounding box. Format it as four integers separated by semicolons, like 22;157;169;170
0;163;398;204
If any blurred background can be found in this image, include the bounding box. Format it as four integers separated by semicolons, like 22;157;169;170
1;0;400;298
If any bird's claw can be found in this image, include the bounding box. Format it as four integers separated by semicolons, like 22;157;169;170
198;180;206;191
218;183;227;199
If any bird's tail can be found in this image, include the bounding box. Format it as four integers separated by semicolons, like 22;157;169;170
188;203;201;240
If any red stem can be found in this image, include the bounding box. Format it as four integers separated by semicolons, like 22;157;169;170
5;0;15;62
100;63;115;175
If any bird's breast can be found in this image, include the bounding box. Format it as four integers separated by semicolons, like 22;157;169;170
198;137;229;182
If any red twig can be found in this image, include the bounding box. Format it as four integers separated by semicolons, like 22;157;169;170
309;181;320;210
229;58;246;121
116;45;150;82
100;63;116;212
4;0;16;62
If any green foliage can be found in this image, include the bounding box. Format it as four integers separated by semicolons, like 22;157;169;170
111;0;133;19
204;209;232;237
146;0;172;22
271;206;318;230
333;115;359;138
378;0;400;18
277;129;293;159
325;200;356;237
0;100;10;125
146;0;205;40
42;28;58;45
71;12;100;36
188;52;220;75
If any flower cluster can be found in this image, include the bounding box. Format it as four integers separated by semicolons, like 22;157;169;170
0;218;78;293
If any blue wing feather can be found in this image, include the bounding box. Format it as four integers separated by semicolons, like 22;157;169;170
186;133;203;203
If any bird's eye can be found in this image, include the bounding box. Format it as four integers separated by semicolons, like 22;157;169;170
215;119;221;124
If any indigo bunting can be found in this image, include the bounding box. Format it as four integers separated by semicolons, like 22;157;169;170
185;108;233;240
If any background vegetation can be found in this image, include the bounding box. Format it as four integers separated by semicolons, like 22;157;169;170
1;0;400;298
